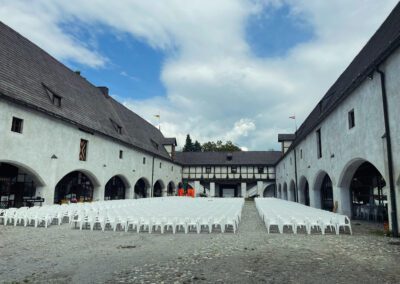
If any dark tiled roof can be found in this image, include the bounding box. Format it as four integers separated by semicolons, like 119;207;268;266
278;134;295;142
162;137;177;146
0;21;172;160
175;151;282;166
284;2;400;158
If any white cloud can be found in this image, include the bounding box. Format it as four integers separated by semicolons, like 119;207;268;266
1;0;398;149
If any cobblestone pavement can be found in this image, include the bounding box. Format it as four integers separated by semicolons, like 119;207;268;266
1;201;400;283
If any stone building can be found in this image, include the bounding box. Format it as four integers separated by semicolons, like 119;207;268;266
275;3;400;234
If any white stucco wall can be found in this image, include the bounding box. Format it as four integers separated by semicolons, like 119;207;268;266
0;100;182;205
275;47;400;231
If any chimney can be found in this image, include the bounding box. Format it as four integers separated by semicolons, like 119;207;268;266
98;86;109;98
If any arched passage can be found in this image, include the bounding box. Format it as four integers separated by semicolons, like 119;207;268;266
167;181;176;196
299;176;310;206
105;176;126;200
263;184;276;197
0;161;45;208
54;171;97;204
350;162;387;221
153;180;165;197
134;178;150;199
277;184;281;198
314;172;333;211
289;180;296;201
283;183;288;200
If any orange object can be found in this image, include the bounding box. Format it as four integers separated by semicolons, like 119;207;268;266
187;188;195;198
178;188;184;196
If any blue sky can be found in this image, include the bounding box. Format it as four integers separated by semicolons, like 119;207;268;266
0;0;397;150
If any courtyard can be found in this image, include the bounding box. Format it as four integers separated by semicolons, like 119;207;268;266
1;201;399;284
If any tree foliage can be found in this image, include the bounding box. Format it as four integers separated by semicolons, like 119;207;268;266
183;134;242;152
182;134;194;152
202;140;241;152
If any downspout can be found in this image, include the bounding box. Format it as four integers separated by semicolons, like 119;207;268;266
294;148;299;202
377;68;398;237
150;156;155;198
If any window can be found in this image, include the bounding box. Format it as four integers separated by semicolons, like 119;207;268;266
79;139;88;161
231;166;237;174
290;157;292;165
316;129;322;158
300;149;303;159
110;119;122;134
143;157;146;164
159;162;162;169
119;150;123;159
52;94;62;107
258;167;264;174
348;109;355;129
151;139;159;150
206;167;211;174
11;117;23;133
171;166;174;172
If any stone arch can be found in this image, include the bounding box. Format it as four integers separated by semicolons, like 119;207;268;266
338;159;388;221
153;179;165;197
54;170;100;204
289;180;296;202
167;181;176;196
134;177;150;199
105;175;130;200
283;182;288;200
0;160;46;208
298;176;310;206
313;170;333;211
263;184;276;197
277;184;282;198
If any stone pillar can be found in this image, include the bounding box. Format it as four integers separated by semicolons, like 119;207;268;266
257;181;263;196
241;182;247;198
334;186;351;217
194;180;201;197
210;182;215;197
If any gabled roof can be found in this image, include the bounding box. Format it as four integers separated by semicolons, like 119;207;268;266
162;137;177;146
282;2;400;158
175;151;282;166
0;21;172;160
278;134;295;142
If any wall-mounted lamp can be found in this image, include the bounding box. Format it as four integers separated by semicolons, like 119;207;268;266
307;165;311;168
330;154;335;158
51;154;58;159
103;164;107;168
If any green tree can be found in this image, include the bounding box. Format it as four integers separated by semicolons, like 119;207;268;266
193;140;202;152
201;140;241;152
182;134;194;152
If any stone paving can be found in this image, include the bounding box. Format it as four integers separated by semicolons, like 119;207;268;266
1;201;400;283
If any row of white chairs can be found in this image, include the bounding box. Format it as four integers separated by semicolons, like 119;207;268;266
0;197;244;234
255;198;352;235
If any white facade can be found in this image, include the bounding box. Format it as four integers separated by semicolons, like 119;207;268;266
0;99;182;205
275;47;400;232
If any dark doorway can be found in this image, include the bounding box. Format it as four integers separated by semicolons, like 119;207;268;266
350;162;388;222
0;163;36;208
263;184;276;197
167;182;175;196
134;178;148;198
153;181;163;197
105;176;126;200
54;171;94;204
304;181;310;206
219;184;239;197
321;174;333;211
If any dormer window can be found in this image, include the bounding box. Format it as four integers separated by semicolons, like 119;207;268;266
52;94;62;107
110;119;122;134
226;153;233;161
43;83;62;107
151;139;159;150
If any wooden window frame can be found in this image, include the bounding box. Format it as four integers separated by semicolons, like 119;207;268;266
79;139;88;161
316;129;322;159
